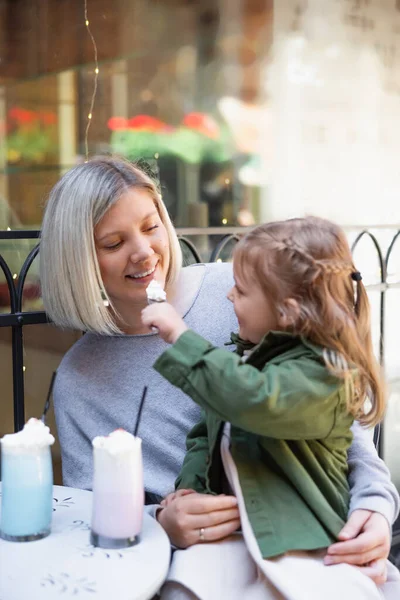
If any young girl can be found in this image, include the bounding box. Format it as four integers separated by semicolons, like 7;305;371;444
141;216;397;600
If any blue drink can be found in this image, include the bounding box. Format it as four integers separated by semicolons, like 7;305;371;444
0;420;54;542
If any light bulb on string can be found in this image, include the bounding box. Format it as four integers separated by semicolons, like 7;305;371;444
83;0;99;161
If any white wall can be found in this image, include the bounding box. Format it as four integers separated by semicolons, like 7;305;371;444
262;0;400;225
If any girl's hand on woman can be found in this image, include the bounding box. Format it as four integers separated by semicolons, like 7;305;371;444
141;303;188;344
325;509;390;585
157;491;240;548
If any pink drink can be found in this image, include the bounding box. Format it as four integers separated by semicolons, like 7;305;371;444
90;430;144;548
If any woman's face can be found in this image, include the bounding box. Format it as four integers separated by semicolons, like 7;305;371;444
95;188;170;309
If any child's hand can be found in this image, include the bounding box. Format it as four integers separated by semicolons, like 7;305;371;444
141;302;188;344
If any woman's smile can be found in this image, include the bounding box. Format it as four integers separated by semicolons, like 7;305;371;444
125;261;159;283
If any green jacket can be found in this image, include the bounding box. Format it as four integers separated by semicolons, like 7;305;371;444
154;330;354;559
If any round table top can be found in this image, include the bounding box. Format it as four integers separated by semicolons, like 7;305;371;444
0;484;171;600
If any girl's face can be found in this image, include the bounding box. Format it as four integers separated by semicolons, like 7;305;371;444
227;265;279;344
95;188;170;310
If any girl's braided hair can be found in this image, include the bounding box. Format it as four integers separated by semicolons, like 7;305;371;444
233;216;385;427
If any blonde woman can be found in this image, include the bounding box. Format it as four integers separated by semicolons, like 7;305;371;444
40;157;398;593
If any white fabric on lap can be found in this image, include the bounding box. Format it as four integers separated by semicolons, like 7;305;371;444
162;535;284;600
381;562;400;600
160;424;388;600
161;535;385;600
161;582;199;600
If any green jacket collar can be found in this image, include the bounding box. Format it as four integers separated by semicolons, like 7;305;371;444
230;330;325;361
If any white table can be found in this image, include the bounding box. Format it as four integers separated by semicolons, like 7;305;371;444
0;484;171;600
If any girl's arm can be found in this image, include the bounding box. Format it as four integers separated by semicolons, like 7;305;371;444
154;330;348;440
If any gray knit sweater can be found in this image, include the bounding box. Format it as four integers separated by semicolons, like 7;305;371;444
54;262;399;524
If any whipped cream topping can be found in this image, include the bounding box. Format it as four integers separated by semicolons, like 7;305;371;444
146;279;166;302
1;418;55;449
92;429;141;455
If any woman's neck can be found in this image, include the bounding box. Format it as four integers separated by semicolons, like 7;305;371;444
111;283;178;335
112;300;150;335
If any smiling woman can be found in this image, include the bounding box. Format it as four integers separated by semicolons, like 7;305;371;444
94;188;170;334
39;156;181;335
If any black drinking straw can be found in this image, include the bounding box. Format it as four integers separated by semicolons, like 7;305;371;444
41;371;57;424
134;386;148;437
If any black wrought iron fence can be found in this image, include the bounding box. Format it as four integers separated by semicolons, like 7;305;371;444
1;226;400;434
1;226;400;564
0;230;44;432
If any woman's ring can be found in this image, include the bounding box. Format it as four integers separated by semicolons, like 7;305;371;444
199;527;205;541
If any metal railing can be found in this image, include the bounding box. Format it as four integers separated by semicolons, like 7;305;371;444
0;230;44;432
1;226;400;434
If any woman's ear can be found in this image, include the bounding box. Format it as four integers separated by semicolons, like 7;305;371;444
278;298;300;328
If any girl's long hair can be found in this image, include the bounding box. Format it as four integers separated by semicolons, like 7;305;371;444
234;216;385;427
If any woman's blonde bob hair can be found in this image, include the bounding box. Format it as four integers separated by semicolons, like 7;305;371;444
40;155;182;335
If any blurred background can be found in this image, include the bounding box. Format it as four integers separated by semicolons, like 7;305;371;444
0;0;399;521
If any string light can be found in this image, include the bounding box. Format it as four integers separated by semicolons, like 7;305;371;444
23;366;26;372
224;178;230;185
222;218;228;225
154;153;159;159
6;227;11;231
12;273;17;280
84;0;99;161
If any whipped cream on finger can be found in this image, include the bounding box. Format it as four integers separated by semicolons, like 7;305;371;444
146;280;166;303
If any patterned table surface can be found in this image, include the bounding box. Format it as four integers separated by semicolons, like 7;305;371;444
0;484;171;600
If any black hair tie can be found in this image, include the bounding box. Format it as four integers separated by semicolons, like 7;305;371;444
351;271;362;282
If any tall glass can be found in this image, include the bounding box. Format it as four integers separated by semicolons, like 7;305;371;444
90;430;144;549
0;421;54;542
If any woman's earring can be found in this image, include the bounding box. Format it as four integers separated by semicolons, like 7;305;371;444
101;289;109;307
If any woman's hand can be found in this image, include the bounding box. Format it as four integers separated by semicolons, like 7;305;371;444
157;491;240;548
325;509;391;585
161;488;196;508
141;303;188;344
